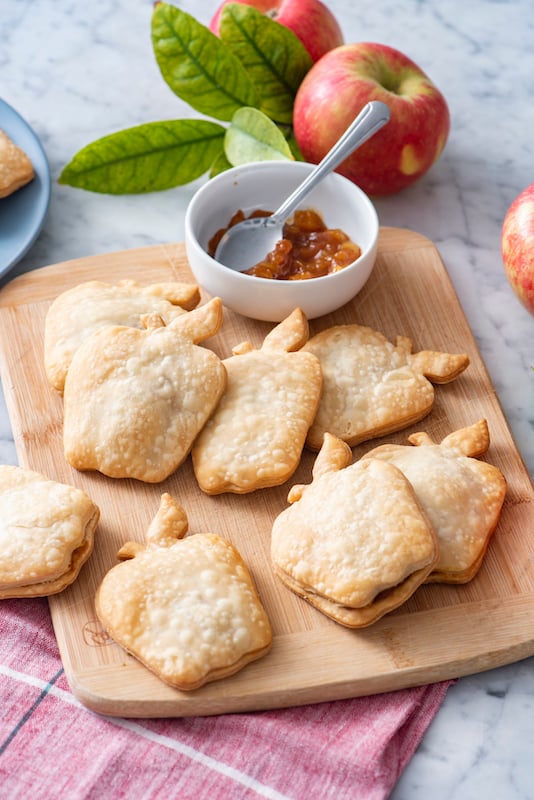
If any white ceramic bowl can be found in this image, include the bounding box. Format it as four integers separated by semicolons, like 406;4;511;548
184;161;379;322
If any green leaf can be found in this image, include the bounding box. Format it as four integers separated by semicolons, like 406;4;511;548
151;3;259;122
219;3;313;124
58;119;226;194
225;107;294;167
285;129;306;162
209;149;233;177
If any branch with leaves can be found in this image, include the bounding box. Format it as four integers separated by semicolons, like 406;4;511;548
59;2;312;194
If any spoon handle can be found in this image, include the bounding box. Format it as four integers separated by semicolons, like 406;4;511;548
270;100;390;225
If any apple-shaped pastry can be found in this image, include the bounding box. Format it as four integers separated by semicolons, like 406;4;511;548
0;465;99;598
192;308;322;494
303;323;469;450
63;298;226;482
362;420;507;583
271;433;439;627
44;279;200;394
96;494;272;690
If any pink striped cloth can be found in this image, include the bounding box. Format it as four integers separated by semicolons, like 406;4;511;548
1;598;451;799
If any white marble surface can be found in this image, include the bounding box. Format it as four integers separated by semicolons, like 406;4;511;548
1;1;533;797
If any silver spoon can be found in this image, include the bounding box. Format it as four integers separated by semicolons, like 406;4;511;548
214;100;390;272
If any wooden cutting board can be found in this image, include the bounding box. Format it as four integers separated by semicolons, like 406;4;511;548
1;227;533;719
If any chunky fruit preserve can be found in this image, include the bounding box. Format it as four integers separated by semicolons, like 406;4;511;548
208;208;361;280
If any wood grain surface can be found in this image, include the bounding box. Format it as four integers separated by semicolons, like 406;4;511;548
1;227;533;718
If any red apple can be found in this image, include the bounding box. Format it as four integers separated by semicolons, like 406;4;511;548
501;183;534;315
293;42;450;196
209;0;344;63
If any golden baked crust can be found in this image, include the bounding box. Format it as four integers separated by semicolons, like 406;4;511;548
192;308;322;494
63;298;226;483
0;465;99;598
271;434;438;627
0;129;34;198
273;560;434;628
44;279;200;394
96;494;272;690
363;420;507;583
303;324;469;450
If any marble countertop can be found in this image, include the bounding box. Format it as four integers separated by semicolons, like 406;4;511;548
2;1;533;797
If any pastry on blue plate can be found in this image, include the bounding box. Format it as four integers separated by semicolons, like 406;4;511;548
0;129;34;198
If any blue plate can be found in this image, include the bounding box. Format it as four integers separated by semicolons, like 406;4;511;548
0;98;51;279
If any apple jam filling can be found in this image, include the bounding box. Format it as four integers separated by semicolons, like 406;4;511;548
208;208;362;280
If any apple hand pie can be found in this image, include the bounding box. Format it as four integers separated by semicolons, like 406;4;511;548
362;419;507;583
96;493;272;690
302;323;469;450
0;129;34;198
271;433;438;628
192;308;323;494
63;298;226;483
0;465;99;598
44;279;201;394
